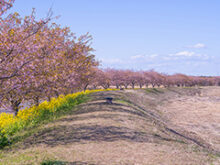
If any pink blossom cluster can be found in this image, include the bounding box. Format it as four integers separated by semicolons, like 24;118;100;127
0;1;98;114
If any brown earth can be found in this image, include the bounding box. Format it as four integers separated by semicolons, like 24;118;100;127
0;87;220;165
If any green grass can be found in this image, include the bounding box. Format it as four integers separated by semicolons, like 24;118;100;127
0;149;54;165
41;160;66;165
115;99;132;105
145;88;164;94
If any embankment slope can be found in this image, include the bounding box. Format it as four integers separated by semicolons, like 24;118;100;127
0;87;220;165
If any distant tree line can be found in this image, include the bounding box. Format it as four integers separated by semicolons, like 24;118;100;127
89;69;220;89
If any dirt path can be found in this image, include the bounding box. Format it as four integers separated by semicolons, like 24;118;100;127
0;88;220;165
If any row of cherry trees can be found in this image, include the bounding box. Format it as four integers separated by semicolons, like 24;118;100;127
90;69;220;89
0;0;98;114
1;0;219;115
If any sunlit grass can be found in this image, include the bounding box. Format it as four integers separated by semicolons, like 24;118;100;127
145;88;164;94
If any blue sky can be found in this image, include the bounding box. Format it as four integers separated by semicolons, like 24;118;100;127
9;0;220;76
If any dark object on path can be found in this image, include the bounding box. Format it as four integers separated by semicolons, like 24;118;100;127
105;97;113;104
120;88;124;90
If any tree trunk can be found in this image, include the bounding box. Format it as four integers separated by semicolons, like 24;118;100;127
107;83;110;89
146;84;149;88
102;85;107;89
84;84;89;91
34;96;39;106
132;83;135;89
105;83;110;89
11;100;21;116
55;91;59;97
47;96;51;102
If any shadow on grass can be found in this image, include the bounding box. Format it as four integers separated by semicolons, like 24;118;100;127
75;102;148;119
27;124;179;147
16;94;183;149
22;119;180;149
41;160;96;165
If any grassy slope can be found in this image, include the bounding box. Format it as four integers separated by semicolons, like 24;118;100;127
0;88;220;165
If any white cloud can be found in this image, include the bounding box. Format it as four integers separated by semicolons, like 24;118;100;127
149;54;158;58
188;43;206;48
130;54;145;59
169;51;195;57
168;51;212;61
130;54;158;60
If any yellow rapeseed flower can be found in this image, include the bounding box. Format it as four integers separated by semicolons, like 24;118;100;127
0;89;117;138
